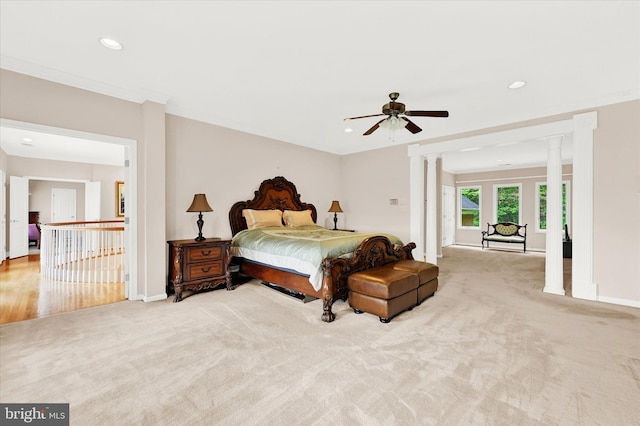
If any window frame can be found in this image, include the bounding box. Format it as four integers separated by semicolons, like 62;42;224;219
457;185;482;230
535;180;571;233
492;183;522;224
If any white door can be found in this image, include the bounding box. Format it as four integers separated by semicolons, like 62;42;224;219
52;188;77;223
0;170;6;262
85;181;101;221
9;176;29;259
442;185;455;247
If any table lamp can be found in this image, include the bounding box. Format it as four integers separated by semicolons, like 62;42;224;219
187;194;213;241
328;200;343;231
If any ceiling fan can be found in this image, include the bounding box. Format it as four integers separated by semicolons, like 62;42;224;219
344;92;449;136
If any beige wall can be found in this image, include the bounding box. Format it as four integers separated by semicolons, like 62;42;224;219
342;100;639;305
1;69;152;299
165;114;341;241
1;68;638;306
454;165;573;251
340;144;411;242
29;180;86;223
0;69;341;301
7;156;124;222
592;100;640;303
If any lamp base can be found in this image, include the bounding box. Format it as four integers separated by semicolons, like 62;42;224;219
332;213;338;231
195;212;205;241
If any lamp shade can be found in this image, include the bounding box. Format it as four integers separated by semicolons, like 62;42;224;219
328;200;343;213
186;194;213;212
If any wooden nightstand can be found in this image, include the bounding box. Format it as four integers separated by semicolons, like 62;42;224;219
167;238;233;302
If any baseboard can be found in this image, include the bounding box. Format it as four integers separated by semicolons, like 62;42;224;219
451;242;545;253
142;293;168;303
597;295;640;309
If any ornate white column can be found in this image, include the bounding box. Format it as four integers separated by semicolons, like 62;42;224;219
572;111;598;300
408;144;425;260
426;153;439;264
543;135;565;295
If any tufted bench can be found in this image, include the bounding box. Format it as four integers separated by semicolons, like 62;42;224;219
348;260;439;323
481;222;527;252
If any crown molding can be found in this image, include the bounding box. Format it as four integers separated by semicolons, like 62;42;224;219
0;55;171;105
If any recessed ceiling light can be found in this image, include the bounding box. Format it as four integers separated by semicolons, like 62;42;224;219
508;81;526;89
344;127;353;133
459;147;480;152
22;137;32;142
100;37;123;50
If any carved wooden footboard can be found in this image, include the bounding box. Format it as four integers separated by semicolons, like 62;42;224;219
320;235;415;322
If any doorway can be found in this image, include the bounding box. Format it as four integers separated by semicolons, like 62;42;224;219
1;118;138;306
442;185;455;248
51;188;77;222
9;176;29;259
409;112;596;302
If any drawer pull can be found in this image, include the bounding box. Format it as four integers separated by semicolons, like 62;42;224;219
200;266;211;273
201;250;212;256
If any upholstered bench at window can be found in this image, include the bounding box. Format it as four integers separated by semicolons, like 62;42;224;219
348;260;439;323
481;222;527;252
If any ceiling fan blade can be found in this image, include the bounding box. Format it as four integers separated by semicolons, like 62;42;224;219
344;113;386;121
403;118;423;134
404;110;449;118
363;119;385;135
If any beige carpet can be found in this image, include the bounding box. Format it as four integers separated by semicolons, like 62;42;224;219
1;246;638;425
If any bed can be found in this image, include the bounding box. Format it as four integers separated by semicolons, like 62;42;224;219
229;176;416;322
28;223;40;248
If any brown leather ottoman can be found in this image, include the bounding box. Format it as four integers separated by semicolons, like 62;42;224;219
348;267;420;323
387;260;439;304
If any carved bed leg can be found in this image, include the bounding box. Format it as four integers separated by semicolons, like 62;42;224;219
321;258;342;322
321;299;335;322
173;285;183;303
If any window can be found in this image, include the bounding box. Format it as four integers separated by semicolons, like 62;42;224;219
458;186;481;228
536;181;571;232
493;184;522;224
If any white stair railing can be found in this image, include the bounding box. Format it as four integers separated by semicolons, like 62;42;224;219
40;220;125;284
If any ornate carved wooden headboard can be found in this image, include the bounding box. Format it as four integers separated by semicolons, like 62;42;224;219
229;176;318;235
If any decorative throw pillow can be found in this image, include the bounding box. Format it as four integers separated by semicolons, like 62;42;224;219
283;210;315;227
242;209;284;229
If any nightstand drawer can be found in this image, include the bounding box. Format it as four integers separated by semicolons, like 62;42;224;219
186;246;223;262
187;260;224;280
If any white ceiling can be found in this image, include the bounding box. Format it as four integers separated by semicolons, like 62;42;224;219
0;1;638;172
0;125;125;167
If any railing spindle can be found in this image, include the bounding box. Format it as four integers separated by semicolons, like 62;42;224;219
39;220;125;285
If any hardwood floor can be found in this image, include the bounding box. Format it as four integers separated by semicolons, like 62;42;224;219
0;253;126;325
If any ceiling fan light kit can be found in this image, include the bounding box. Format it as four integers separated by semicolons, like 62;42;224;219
345;92;449;136
379;116;407;131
